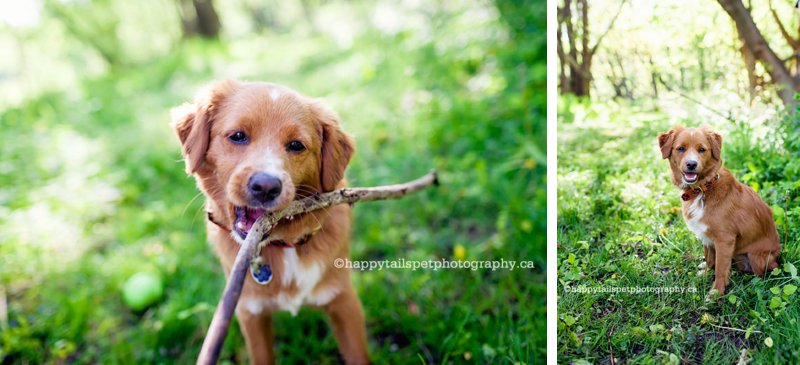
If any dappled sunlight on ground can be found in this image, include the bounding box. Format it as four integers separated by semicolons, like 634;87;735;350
1;128;120;282
558;96;800;363
0;1;543;362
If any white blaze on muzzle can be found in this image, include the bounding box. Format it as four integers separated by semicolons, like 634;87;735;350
683;150;700;184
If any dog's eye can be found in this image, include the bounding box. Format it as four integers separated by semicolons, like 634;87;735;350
286;140;306;153
677;146;686;152
698;147;706;153
228;131;248;144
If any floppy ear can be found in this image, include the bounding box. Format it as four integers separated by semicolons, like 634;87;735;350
170;80;238;174
704;128;722;160
311;101;355;191
657;130;676;159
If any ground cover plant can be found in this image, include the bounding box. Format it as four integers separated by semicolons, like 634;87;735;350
0;0;544;363
558;1;800;361
557;97;800;363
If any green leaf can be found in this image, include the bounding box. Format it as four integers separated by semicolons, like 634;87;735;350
563;315;576;326
769;296;782;309
770;287;781;295
784;262;798;279
567;253;576;266
772;206;786;225
747;162;759;173
569;332;582;346
784;284;797;296
745;327;753;339
765;337;773;348
668;353;679;365
728;294;737;304
482;344;496;358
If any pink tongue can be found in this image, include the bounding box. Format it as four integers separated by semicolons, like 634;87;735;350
685;173;697;180
244;208;265;232
235;208;266;234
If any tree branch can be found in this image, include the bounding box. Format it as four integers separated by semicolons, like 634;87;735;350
564;0;579;65
196;170;439;365
580;0;590;61
718;0;798;105
590;0;627;55
657;76;735;121
770;0;800;50
560;52;587;75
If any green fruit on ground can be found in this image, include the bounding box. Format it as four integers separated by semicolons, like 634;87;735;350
122;272;163;311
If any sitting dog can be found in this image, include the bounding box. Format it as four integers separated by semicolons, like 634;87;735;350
658;125;780;296
172;80;369;364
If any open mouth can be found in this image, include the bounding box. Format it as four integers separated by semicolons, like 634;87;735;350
234;206;267;239
683;172;698;184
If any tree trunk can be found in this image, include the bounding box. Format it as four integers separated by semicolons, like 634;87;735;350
557;5;570;93
649;57;659;98
193;0;221;38
557;0;626;98
177;0;221;39
177;0;198;37
718;0;798;105
737;26;758;102
572;58;592;97
770;0;800;77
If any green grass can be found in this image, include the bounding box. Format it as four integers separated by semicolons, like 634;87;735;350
0;1;544;363
557;97;800;364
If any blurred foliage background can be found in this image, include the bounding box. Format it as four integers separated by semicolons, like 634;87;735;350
558;0;800;363
0;0;544;363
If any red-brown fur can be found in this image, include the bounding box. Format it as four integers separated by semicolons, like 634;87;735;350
172;80;368;364
658;125;780;296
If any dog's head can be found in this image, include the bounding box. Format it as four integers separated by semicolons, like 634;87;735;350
658;125;722;189
172;80;354;239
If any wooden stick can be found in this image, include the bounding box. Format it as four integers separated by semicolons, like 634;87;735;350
196;170;439;364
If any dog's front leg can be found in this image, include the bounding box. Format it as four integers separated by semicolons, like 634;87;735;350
699;244;716;277
236;307;275;365
710;237;735;296
324;284;370;365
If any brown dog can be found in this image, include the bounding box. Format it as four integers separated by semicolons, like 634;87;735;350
658;125;780;296
172;80;369;364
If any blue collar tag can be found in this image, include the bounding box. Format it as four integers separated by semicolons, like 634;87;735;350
249;257;272;285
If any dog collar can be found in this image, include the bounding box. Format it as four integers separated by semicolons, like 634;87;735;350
207;210;322;286
681;174;720;201
206;211;318;247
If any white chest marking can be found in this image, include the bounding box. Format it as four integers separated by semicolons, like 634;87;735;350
684;196;712;247
240;249;327;316
306;286;340;307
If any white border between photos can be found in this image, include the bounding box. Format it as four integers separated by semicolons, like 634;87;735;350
546;0;557;362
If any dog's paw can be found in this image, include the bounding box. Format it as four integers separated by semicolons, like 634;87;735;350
697;269;706;277
698;261;707;270
705;288;722;303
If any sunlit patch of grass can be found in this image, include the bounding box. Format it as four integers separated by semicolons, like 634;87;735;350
0;127;120;283
558;97;800;363
0;0;543;363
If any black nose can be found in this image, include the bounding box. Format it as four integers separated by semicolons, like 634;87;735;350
248;173;282;203
686;160;698;171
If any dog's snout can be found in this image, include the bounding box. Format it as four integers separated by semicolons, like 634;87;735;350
685;160;698;171
248;173;282;203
